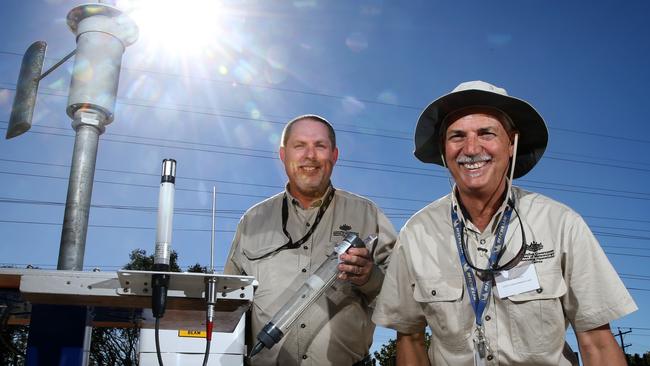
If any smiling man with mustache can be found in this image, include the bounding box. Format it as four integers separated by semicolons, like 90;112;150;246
372;81;636;366
225;115;396;366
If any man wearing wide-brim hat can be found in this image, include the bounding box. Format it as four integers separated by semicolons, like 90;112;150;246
372;81;637;365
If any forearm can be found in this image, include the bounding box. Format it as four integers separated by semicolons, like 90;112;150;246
396;331;428;366
577;324;627;366
580;343;627;366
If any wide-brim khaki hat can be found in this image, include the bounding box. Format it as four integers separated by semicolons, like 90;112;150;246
414;80;548;178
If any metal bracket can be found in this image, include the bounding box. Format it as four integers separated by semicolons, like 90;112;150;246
116;270;256;301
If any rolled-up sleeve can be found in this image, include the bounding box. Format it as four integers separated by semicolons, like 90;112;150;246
372;234;428;334
561;213;637;332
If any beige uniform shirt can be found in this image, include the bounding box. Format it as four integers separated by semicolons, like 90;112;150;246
372;186;637;366
225;186;397;366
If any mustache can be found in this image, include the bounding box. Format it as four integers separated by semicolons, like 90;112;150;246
456;154;492;164
299;158;320;167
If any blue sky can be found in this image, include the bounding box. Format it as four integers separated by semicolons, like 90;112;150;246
1;0;649;359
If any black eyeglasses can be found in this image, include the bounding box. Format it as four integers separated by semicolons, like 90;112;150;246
460;201;527;279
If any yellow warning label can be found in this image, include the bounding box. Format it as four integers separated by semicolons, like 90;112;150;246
178;329;206;338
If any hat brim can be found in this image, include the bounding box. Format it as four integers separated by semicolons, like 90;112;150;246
414;89;548;178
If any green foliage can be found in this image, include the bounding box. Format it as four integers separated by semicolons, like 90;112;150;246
2;252;209;365
373;338;397;366
122;248;181;272
0;323;28;366
186;262;207;273
373;333;431;366
89;327;139;366
89;248;184;366
627;352;650;366
0;266;30;366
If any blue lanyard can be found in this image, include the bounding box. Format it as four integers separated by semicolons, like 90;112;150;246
451;203;513;327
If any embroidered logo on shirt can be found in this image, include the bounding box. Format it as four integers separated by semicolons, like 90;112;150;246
527;241;543;252
333;224;358;237
522;241;554;263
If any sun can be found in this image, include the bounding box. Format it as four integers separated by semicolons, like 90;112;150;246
116;0;229;56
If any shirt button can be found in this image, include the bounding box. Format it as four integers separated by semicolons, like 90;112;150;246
487;355;494;361
303;245;309;250
302;355;308;360
431;290;437;296
480;239;486;245
536;288;543;293
301;268;307;273
485;315;491;321
300;323;306;328
306;222;310;227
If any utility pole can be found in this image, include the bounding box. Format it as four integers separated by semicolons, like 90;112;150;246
8;3;138;365
615;327;632;356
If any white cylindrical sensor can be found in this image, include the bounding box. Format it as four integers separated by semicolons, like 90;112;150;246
154;159;176;266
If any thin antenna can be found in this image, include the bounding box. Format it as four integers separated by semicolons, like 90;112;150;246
210;186;216;273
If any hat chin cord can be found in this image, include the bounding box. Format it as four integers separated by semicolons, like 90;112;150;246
440;150;459;194
506;133;520;202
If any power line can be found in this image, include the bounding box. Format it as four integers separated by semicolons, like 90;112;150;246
597;233;650;241
2;49;650;146
552;127;650;145
607;252;650;258
3;195;648;235
0;219;236;233
546;150;650;169
592;225;650;234
3;80;650;154
5;120;650;198
0;85;414;142
1;162;650;222
0;121;432;174
603;245;650;251
584;215;650;225
0;50;422;111
0;262;225;271
2;124;650;202
2;153;650;221
0;169;430;209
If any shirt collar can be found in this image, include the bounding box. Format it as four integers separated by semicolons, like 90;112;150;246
284;183;333;209
450;183;512;234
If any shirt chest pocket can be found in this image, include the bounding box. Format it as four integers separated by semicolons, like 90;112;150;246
242;245;299;310
413;277;473;351
506;269;567;354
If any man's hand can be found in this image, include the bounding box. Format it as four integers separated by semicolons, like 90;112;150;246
337;247;373;286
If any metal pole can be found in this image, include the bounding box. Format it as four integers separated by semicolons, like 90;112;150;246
55;3;138;271
57;111;103;271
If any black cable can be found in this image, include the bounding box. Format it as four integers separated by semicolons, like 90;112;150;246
202;336;211;366
155;317;164;366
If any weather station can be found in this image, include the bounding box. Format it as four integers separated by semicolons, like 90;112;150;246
0;1;256;365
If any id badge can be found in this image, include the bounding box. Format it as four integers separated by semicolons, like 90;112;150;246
473;338;487;366
494;262;540;298
473;327;488;366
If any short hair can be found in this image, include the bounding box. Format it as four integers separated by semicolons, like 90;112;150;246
281;114;337;148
